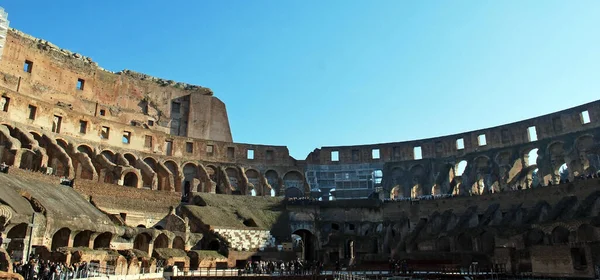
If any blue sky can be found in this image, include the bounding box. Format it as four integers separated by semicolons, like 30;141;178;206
1;1;598;159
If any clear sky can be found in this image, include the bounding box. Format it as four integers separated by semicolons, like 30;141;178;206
1;1;598;159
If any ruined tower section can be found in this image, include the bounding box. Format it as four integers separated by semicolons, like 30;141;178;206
0;7;8;60
0;29;232;142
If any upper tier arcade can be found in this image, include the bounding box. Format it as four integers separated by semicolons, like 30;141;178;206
306;101;600;199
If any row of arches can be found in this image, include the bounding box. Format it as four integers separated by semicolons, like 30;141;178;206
0;123;308;198
388;134;599;199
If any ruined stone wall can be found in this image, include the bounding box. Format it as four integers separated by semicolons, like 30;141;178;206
0;29;232;142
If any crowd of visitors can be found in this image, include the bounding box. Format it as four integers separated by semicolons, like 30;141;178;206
241;259;324;275
12;255;96;280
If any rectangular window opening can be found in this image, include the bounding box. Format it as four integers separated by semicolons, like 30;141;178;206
413;146;422;160
186;142;194;153
247;149;254;160
371;148;380;159
581;110;591;124
456;138;465;150
227;147;235;159
1;97;9;112
52;115;62;133
171;102;181;114
527;126;538;142
28;105;37;120
24;60;33;73
122;131;131;144
99;109;106;116
101;126;110;139
165;140;173;156
206;145;214;156
77;78;85;90
478;134;487;146
147;120;154;126
144;135;153;148
79;120;87;134
331;150;339;162
266;150;273;161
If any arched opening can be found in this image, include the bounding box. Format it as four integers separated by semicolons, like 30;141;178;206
6;223;28;261
123;172;138;187
101;150;117;165
173;236;185;250
456;233;473;251
292;229;315;261
283;171;304;196
205;165;219;193
154;233;169;249
265;170;280;196
559;163;569;182
455;160;468;176
527;148;539;167
123;153;137;166
226;167;240;194
245;169;261;195
73;230;92;248
93;232;112;249
164;161;181;192
133;233;152;253
144;157;160;189
182;163;199;198
56;139;69;151
77;145;94;158
51;228;71;251
551;226;570;244
285;187;304;198
137;225;146;228
249;188;257;196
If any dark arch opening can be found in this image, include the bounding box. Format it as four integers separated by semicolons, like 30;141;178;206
436;237;451;252
133;233;152;253
51;228;71;251
293;229;315;261
73;230;92;248
173;236;185;250
123;172;138;187
6;223;28;261
124;153;137;166
154;233;169;249
243;219;258;227
456;233;473;251
93;232;112;249
208;240;220;251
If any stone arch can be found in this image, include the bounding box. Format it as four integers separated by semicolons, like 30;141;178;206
93;232;112;249
143;157;162;189
173;236;185;250
153;233;169;249
100;150;117;165
164;160;182;192
133;232;152;253
551;226;570;244
283;170;305;196
245;169;262;196
206;165;223;194
293;229;316;261
265;170;280;196
123;153;137;166
226;167;241;194
547;141;568;184
73;230;92;248
6;223;28;260
122;171;139;188
51;228;71;251
77;145;94;158
56;138;69;151
36;133;73;177
182;162;200;196
574;134;597;175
